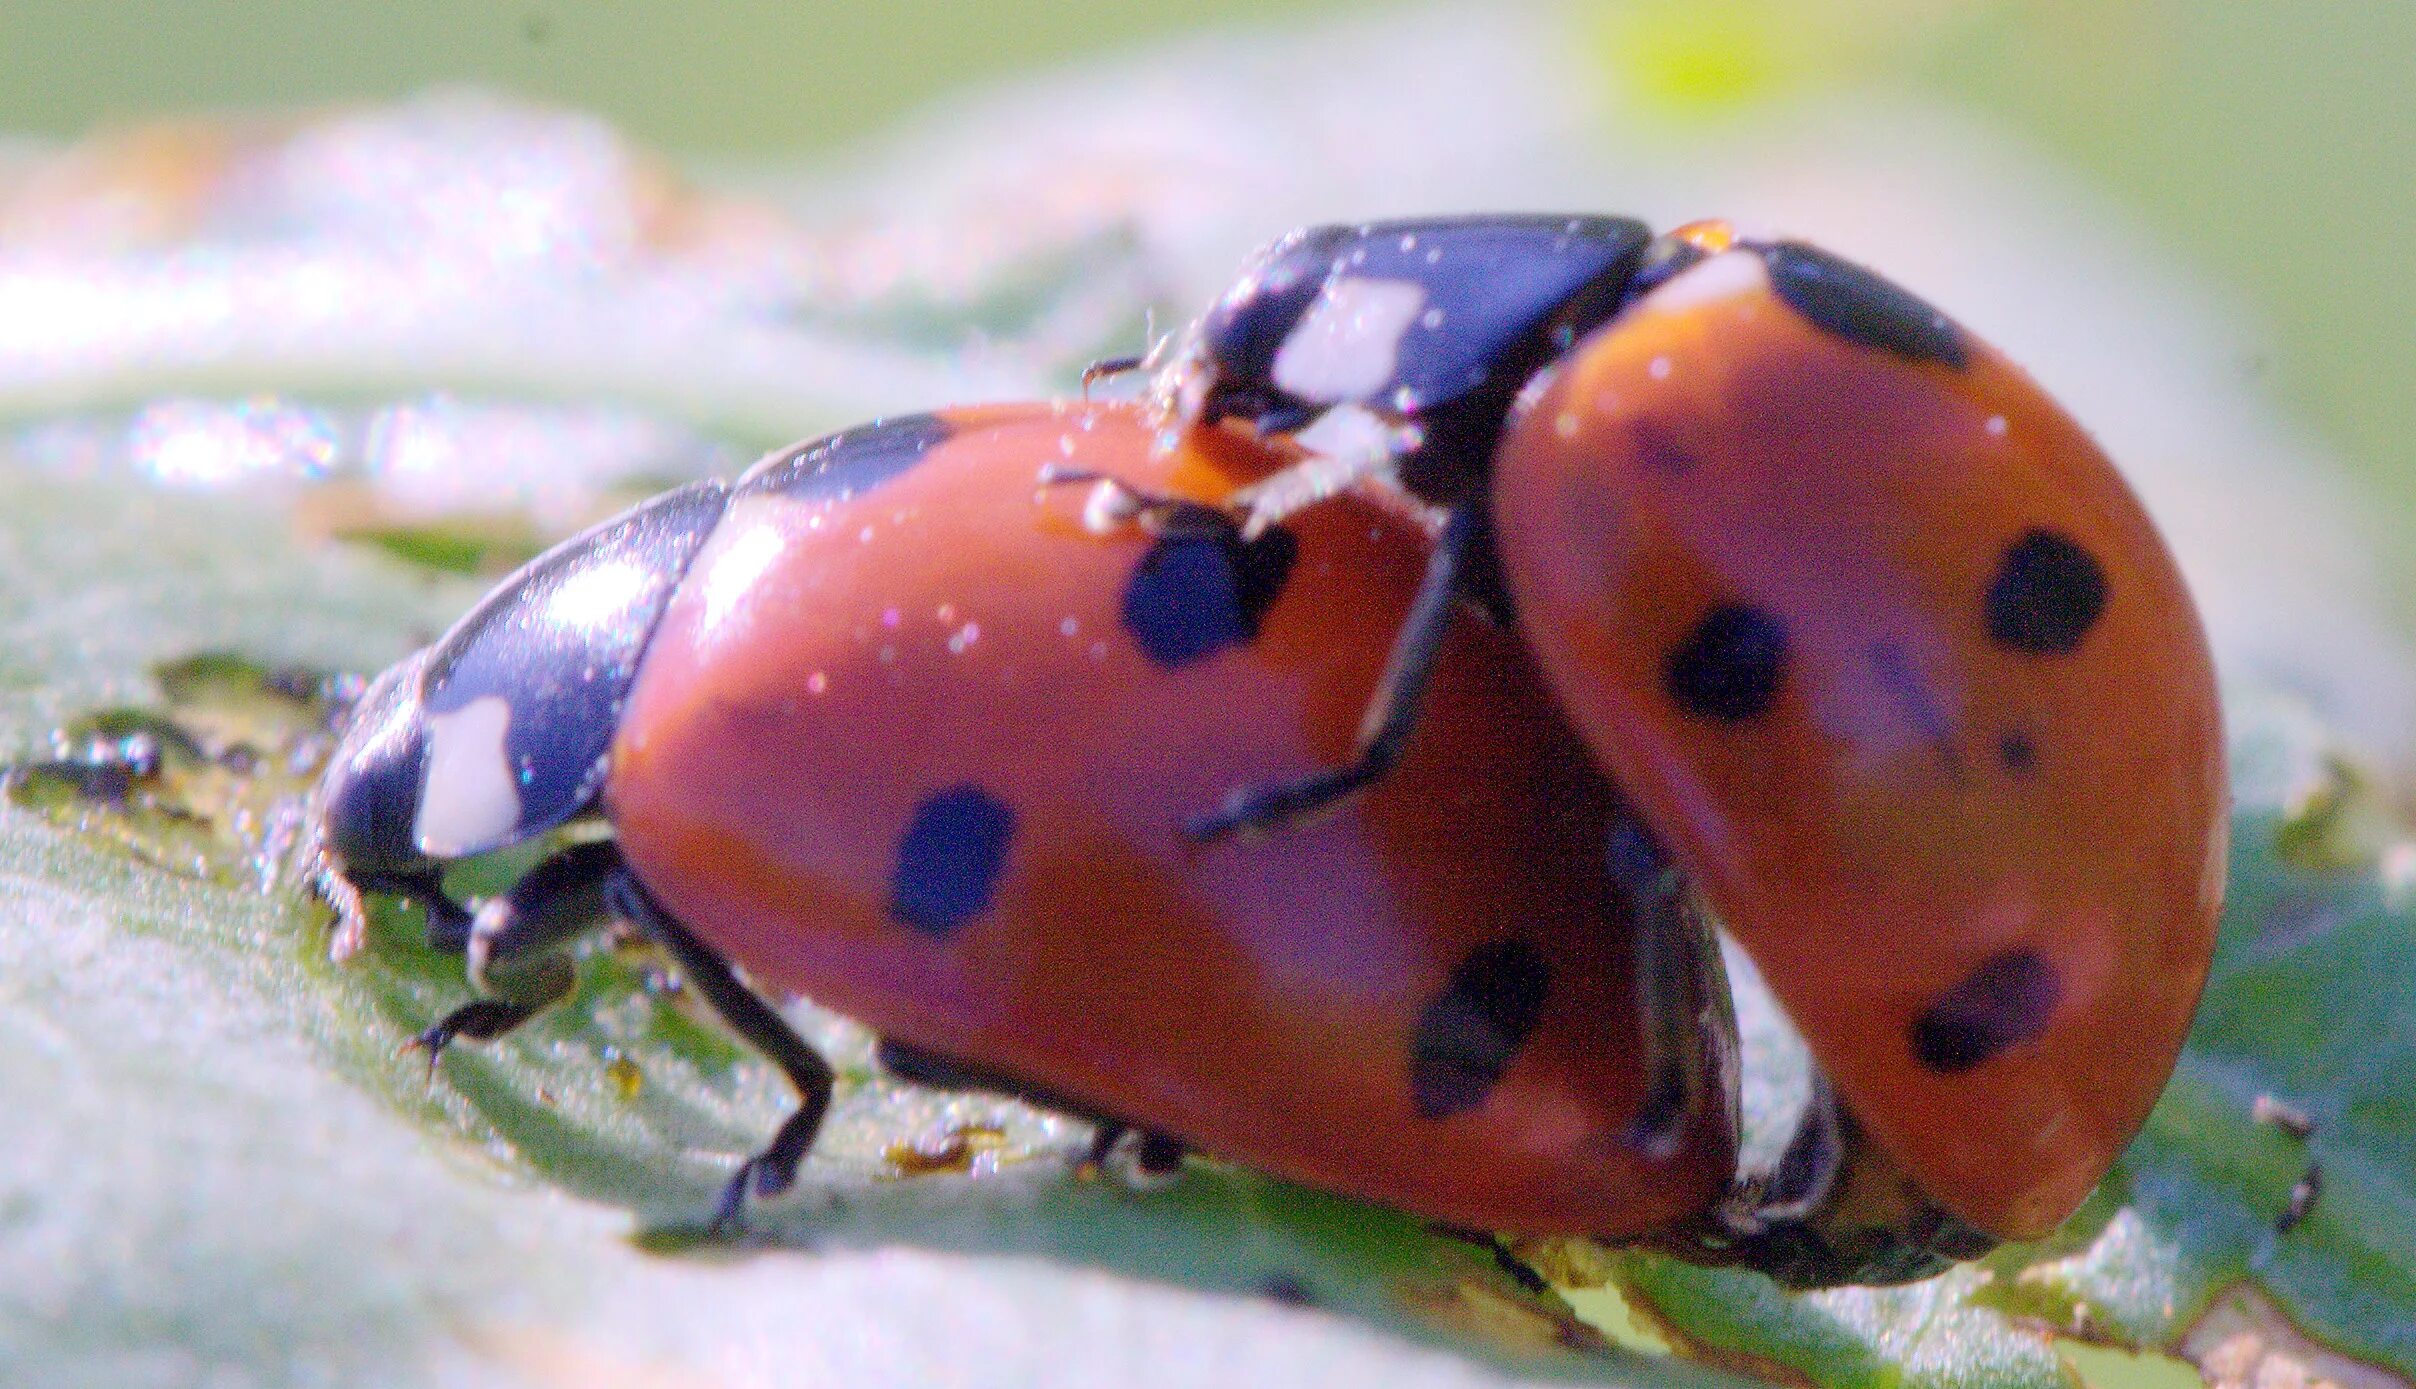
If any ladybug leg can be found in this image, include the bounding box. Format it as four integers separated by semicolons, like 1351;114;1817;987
1675;1071;1998;1287
608;871;834;1234
1083;1120;1129;1167
1604;819;1739;1162
1080;354;1147;398
1428;1225;1551;1295
1035;466;1241;541
1081;314;1174;401
406;840;620;1069
1089;1126;1185;1178
1132;1131;1187;1175
1189;504;1480;842
1223;425;1406;540
876;1038;1186;1180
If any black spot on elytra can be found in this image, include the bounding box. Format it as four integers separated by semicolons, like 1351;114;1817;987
1985;529;2107;654
1630;416;1697;475
1121;526;1299;667
740;412;956;502
1761;242;1966;369
1410;941;1551;1119
888;785;1017;937
1999;731;2037;772
1910;949;2062;1073
1665;604;1788;722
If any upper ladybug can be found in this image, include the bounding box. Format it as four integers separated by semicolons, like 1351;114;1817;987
1150;215;2226;1267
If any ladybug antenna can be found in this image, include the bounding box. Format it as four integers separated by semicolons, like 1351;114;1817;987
1079;309;1170;404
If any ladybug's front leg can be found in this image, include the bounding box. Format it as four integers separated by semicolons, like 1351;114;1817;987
407;839;623;1064
1221;422;1408;540
1188;503;1483;842
608;872;834;1234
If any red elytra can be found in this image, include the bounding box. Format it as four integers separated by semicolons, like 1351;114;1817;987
1488;244;2225;1239
602;400;1734;1237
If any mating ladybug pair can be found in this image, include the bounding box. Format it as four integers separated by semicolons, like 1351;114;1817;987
312;214;2225;1287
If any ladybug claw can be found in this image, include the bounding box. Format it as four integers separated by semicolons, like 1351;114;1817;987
400;997;538;1086
708;1153;804;1236
399;1029;447;1084
706;1170;754;1237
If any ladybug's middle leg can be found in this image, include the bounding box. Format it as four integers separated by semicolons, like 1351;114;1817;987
608;871;835;1234
408;838;622;1064
1682;1071;1998;1286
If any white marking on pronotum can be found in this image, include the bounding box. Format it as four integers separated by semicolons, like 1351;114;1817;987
1638;248;1768;316
1270;276;1428;403
415;695;523;857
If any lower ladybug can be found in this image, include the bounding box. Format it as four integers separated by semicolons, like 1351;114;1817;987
311;400;1740;1245
1132;214;2225;1277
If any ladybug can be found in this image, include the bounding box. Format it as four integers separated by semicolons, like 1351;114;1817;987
311;400;1741;1245
1146;215;2226;1274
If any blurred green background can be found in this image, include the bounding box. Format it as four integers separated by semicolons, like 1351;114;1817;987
1;0;2408;608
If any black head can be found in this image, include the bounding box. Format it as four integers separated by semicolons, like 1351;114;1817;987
1162;214;1653;505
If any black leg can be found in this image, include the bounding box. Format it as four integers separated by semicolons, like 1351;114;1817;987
1133;1132;1186;1176
407;999;539;1078
609;873;834;1234
1083;1120;1129;1169
1428;1224;1549;1294
1188;503;1480;842
462;840;618;996
1084;1124;1184;1177
1033;466;1243;541
1676;1069;1997;1286
1603;818;1735;1161
405;840;623;1069
1750;1070;1848;1223
878;1038;1185;1180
